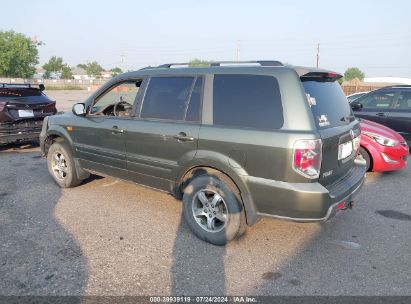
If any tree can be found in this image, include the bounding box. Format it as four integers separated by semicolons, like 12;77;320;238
43;56;64;74
188;58;213;67
110;67;123;76
0;30;39;78
77;61;104;77
42;56;72;79
77;63;87;69
61;65;73;79
344;67;365;81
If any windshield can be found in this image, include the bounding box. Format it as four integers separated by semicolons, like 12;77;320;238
302;80;352;129
0;88;43;98
347;93;366;103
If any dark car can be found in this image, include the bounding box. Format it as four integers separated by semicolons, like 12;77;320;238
40;61;366;245
351;85;411;145
0;83;57;145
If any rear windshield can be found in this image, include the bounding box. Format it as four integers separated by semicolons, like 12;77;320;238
0;88;42;98
302;80;351;128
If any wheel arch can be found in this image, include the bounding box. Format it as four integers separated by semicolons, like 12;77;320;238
43;127;89;181
42;128;72;156
174;163;260;225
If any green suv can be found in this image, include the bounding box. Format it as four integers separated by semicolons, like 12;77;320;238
40;61;366;245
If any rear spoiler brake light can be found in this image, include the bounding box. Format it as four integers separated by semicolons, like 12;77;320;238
301;72;342;82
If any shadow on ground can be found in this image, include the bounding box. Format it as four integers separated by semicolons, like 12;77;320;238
170;167;411;296
0;144;87;296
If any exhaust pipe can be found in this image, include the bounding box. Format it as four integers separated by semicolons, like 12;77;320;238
339;200;354;210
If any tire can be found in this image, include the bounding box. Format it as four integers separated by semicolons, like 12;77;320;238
359;147;372;172
182;174;246;245
47;141;81;188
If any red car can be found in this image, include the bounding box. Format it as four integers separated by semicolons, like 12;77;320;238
359;119;409;172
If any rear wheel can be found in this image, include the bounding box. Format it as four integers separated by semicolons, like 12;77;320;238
47;141;81;188
182;174;246;245
359;147;372;172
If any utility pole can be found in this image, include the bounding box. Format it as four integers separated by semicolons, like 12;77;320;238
236;40;241;61
120;53;126;71
316;43;320;68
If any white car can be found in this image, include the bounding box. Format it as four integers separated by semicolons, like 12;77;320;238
347;91;369;102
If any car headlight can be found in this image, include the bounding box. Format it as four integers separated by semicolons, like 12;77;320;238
363;131;398;147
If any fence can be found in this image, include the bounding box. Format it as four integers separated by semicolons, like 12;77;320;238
341;85;387;96
0;78;108;90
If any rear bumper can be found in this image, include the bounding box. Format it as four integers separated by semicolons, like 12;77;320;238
245;157;366;222
0;120;43;144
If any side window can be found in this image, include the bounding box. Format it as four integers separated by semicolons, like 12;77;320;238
185;77;203;122
395;91;411;111
141;77;194;120
213;74;283;129
91;80;142;117
360;92;395;110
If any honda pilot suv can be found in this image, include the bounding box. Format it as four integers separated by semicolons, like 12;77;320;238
40;61;366;245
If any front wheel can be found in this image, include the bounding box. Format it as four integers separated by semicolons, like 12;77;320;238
359;147;372;172
182;174;246;245
47;141;81;188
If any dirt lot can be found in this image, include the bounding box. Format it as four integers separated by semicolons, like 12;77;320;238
45;90;91;113
0;143;410;296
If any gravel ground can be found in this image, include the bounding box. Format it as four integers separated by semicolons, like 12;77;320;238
45;90;91;113
0;143;410;296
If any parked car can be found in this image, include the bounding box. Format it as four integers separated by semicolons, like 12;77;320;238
359;119;408;172
347;91;369;102
0;83;57;145
40;61;366;245
351;85;411;145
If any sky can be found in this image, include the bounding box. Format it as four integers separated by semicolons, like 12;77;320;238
1;0;411;77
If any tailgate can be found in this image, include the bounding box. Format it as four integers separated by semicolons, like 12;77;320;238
317;121;361;185
301;74;361;185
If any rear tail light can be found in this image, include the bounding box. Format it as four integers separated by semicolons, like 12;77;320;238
0;101;7;112
293;139;322;179
43;102;56;113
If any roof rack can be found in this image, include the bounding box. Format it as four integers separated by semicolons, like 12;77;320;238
156;60;283;69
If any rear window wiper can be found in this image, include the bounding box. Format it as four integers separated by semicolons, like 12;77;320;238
340;115;356;123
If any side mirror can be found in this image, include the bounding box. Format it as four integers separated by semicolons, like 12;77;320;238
351;101;363;111
39;84;45;91
72;103;86;116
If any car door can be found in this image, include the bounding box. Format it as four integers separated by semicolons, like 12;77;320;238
125;76;202;185
73;79;143;171
387;90;411;142
353;90;397;125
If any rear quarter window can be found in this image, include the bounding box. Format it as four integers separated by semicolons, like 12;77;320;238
213;74;283;129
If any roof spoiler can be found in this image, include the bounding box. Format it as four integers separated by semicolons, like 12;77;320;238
0;83;45;91
300;71;342;82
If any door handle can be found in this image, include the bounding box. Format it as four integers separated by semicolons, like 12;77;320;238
173;132;194;142
376;112;386;117
112;125;124;134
